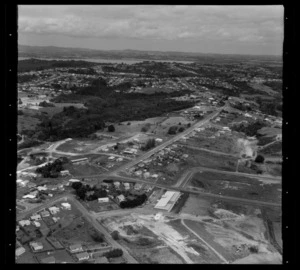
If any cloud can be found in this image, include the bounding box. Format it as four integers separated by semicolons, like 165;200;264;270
18;5;283;45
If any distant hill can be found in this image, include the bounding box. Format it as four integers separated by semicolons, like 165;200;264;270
18;45;282;63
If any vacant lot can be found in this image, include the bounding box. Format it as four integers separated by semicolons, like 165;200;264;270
182;132;240;155
180;195;213;216
54;216;106;247
82;200;119;214
64;162;104;177
184;148;238;172
188;171;281;203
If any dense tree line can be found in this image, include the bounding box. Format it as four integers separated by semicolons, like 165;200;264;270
18;59;97;72
39;101;55;107
231;121;266;137
71;182;108;201
256;97;280;117
17;139;42;150
36;158;68;178
141;138;156;151
119;193;147;208
31;78;196;141
103;249;123;258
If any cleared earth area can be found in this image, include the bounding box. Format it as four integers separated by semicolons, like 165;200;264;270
98;213;222;264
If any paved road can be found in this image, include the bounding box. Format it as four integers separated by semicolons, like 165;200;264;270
17;193;73;221
181;219;228;264
35;74;66;86
70;198;138;264
110;106;226;175
75;173;281;207
17;193;138;263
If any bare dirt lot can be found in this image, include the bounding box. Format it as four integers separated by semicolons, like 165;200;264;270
99;213;222;264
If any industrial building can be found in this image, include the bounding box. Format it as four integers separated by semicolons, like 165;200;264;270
154;191;181;212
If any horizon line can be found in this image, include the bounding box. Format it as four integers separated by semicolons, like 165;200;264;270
18;44;282;58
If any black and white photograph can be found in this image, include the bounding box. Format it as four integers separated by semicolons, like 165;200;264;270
13;5;286;264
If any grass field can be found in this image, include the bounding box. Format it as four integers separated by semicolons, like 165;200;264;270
182;132;240;155
188;171;281;203
18;115;41;133
82;200;119;213
184;148;238;172
53;216;105;247
259;141;282;156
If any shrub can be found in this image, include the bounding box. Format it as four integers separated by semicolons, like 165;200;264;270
108;125;115;132
168;126;178;135
141;138;156;151
103;249;123;258
255;155;265;163
178;127;185;132
249;246;259;253
111;230;119;240
71;182;83;190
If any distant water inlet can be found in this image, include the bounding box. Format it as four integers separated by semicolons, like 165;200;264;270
18;57;195;65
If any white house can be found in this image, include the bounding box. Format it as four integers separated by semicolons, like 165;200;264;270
37;185;48;191
61;202;71;210
48;206;60;215
60;170;70;176
98;197;109;203
16;247;26;257
22;194;36;199
69;244;83;253
76;252;89;261
69;178;81;183
114;182;120;188
33;221;41;227
30;214;41;221
123;183;130;190
116;194;126;203
30;241;43;252
19;220;31;227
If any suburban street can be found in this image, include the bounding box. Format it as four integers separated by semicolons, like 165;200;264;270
110;105;227;175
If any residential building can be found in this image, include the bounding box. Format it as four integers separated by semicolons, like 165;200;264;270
98;197;109;203
76;252;89;261
19;220;31;227
116;194;126;203
60;170;70;176
30;241;43;252
69;244;83;253
40;210;50;218
123;183;130;190
48;206;60;215
15;247;26;257
61;202;71;210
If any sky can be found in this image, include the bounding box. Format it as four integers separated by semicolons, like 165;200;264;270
18;5;284;56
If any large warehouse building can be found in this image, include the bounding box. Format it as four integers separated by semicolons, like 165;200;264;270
154;191;181;212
